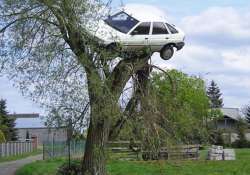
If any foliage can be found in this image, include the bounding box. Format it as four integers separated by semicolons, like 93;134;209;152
0;99;17;141
119;70;210;147
232;119;250;148
57;160;81;175
209;129;225;146
0;1;153;174
207;80;223;108
0;129;6;143
242;104;250;123
26;130;30;140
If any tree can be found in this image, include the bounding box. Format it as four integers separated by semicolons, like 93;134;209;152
118;70;211;148
207;80;223;108
232;119;249;148
0;99;17;141
0;130;6;143
26;130;30;140
242;104;250;123
0;1;153;174
150;70;210;144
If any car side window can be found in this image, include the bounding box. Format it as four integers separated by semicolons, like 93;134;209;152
153;22;169;35
166;23;178;34
131;22;151;35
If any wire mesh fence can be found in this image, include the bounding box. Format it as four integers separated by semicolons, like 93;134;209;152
43;140;85;160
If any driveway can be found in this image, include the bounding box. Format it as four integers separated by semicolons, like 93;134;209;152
0;154;42;175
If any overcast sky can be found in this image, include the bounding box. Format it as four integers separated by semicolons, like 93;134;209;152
0;0;250;114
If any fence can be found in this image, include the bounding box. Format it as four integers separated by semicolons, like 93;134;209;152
43;140;85;160
0;141;36;158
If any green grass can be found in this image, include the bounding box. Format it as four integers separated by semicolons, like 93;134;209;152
0;149;42;163
16;149;250;175
16;158;65;175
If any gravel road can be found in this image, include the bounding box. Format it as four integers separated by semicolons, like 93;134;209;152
0;154;42;175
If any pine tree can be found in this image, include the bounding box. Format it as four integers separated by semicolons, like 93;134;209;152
0;99;17;141
207;80;223;108
243;105;250;123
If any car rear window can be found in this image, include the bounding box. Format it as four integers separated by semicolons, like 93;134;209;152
166;23;179;34
153;22;169;34
131;22;151;35
104;12;139;34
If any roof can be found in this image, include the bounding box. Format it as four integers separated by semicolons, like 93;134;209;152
8;113;39;119
122;4;167;22
221;108;242;121
10;113;46;129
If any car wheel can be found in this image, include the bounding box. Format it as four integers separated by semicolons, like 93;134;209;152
160;45;174;60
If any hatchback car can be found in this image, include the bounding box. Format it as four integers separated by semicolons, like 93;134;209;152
89;5;185;60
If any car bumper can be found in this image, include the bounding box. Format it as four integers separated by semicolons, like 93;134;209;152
176;42;185;51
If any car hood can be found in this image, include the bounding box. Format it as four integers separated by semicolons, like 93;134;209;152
87;20;124;43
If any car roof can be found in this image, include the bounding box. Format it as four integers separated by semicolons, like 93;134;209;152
121;4;167;23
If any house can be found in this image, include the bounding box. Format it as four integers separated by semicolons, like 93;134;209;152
217;108;242;130
9;113;67;146
216;108;250;143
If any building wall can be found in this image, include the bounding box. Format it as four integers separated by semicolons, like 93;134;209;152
217;119;237;130
16;128;67;145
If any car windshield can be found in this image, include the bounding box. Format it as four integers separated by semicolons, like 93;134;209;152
104;12;139;34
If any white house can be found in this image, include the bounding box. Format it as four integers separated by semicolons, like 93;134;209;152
10;113;67;146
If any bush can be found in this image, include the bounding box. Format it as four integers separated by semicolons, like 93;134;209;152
209;130;225;146
57;160;81;175
231;140;250;148
231;119;250;148
0;130;6;143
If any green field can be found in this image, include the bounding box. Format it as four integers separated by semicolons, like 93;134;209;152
0;149;42;163
16;149;250;175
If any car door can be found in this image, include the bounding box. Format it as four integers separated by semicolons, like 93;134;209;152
148;22;171;51
124;22;151;50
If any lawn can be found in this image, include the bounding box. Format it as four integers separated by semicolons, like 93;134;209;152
0;149;42;163
16;149;250;175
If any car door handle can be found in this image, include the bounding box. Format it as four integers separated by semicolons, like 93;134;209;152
145;38;149;40
166;37;169;39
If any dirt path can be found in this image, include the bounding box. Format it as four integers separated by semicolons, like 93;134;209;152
0;154;42;175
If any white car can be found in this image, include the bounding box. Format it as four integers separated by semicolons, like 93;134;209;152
90;5;185;60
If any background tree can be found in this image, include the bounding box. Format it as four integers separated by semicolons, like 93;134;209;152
0;99;17;141
242;104;250;123
26;130;30;140
207;80;223;108
118;70;210;147
0;130;6;143
0;1;154;174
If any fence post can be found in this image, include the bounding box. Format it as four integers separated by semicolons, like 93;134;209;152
43;143;45;160
0;143;1;157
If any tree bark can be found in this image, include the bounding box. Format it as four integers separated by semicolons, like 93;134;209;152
81;115;109;175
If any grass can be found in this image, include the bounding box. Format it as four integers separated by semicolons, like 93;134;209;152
0;149;42;163
16;149;250;175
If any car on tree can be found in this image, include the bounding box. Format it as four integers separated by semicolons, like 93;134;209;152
89;5;185;60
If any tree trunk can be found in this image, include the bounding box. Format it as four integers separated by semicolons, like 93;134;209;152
81;113;109;175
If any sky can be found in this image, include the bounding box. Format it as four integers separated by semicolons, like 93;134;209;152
0;0;250;114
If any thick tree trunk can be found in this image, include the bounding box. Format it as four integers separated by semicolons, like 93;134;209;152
82;117;109;175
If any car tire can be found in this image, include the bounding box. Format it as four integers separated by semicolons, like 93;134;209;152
160;45;174;60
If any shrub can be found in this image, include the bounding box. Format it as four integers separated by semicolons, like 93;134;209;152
57;160;81;175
